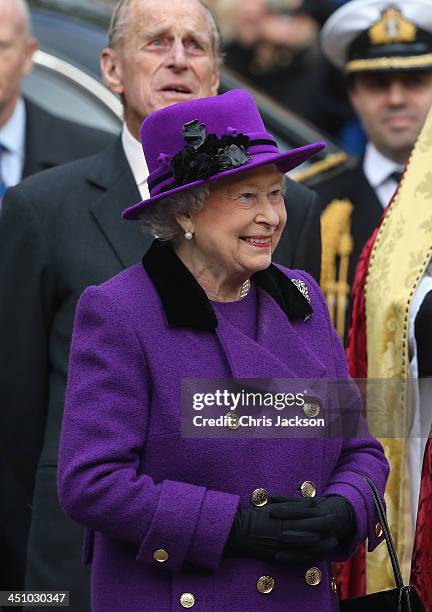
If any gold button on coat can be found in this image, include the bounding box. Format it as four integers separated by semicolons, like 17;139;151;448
226;411;240;430
300;481;317;497
305;567;322;586
375;522;383;537
256;576;275;594
303;401;320;418
153;548;169;563
331;578;338;593
179;593;195;608
251;488;268;507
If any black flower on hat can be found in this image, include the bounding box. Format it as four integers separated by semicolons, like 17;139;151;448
160;120;252;191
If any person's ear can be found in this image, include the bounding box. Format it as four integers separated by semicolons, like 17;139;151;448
176;213;194;235
347;84;361;114
23;37;38;75
101;47;125;95
210;66;220;96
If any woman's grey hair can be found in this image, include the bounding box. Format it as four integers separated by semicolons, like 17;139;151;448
108;0;223;67
139;185;210;242
139;171;288;241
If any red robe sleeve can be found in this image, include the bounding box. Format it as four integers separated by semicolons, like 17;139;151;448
411;436;432;609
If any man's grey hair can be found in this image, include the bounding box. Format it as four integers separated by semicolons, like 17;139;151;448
108;0;223;67
139;184;209;241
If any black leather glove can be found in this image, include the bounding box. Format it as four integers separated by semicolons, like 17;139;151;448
269;494;353;563
225;501;321;561
270;495;353;538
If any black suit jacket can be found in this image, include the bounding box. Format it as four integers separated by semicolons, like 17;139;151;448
314;161;383;288
0;137;321;610
22;98;114;177
313;160;384;341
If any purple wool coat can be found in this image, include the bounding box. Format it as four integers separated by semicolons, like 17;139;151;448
58;241;389;612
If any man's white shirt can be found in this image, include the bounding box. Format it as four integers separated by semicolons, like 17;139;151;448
0;97;26;188
363;142;404;208
121;124;150;200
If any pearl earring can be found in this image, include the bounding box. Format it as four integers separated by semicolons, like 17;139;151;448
185;230;193;240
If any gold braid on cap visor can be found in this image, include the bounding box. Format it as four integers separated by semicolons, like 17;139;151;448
346;53;432;72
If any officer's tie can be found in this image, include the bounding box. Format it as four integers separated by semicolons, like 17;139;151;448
390;171;403;184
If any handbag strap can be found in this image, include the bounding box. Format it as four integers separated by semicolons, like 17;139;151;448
356;472;405;590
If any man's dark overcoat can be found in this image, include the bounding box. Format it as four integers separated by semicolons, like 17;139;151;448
0;97;113;594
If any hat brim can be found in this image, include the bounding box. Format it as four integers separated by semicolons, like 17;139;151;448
123;140;326;220
346;55;432;74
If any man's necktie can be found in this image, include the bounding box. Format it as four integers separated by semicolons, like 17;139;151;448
0;144;7;200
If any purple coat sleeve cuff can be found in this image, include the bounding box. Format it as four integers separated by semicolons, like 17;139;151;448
187;489;240;570
324;470;386;559
136;479;240;571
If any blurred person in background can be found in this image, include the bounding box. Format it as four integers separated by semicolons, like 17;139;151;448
316;0;432;342
0;0;111;191
214;0;352;139
0;0;322;609
0;0;113;595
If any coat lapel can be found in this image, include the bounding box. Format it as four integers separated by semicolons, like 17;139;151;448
88;139;153;268
216;289;326;380
142;241;325;380
22;99;55;176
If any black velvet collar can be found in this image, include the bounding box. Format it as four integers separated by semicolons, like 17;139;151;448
142;240;312;331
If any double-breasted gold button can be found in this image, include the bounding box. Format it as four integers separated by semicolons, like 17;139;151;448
305;567;322;586
153;548;169;563
179;593;195;608
375;522;383;538
251;488;268;507
303;400;320;418
300;481;317;498
331;577;338;594
256;576;275;594
226;411;240;430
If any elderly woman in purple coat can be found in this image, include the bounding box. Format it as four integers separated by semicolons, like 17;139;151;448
58;90;389;611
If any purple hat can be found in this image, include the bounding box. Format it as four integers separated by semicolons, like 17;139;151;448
123;89;326;220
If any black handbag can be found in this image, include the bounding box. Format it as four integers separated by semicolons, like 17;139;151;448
340;474;426;612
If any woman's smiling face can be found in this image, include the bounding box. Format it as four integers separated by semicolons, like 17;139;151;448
183;164;287;280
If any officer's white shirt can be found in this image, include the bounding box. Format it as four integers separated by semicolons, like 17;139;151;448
363;142;404;208
0;97;26;188
121;123;150;200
